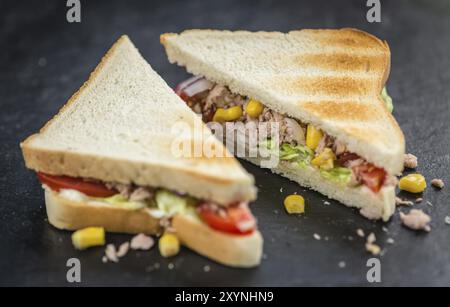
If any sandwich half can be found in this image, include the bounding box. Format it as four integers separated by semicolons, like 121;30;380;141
21;35;262;267
161;28;405;221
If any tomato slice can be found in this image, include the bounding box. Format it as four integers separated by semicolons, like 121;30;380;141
37;172;117;198
353;164;386;193
198;202;256;235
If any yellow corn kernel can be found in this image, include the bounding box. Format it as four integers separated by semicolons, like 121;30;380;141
311;148;336;170
306;124;323;150
159;232;180;258
284;194;305;214
399;174;427;193
246;99;264;118
71;227;105;250
213;106;243;122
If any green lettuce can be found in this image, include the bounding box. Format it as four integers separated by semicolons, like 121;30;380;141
155;190;197;217
102;194;147;210
279;143;314;168
320;167;352;184
381;87;393;113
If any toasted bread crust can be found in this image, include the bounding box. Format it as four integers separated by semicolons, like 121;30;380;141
45;189;263;267
161;28;405;175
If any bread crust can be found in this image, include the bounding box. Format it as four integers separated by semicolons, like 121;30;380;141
161;28;405;175
45;189;263;267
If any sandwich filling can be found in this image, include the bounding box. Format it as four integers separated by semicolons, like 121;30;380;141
37;172;257;236
176;76;397;194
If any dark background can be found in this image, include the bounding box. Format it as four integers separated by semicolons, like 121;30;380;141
1;0;449;286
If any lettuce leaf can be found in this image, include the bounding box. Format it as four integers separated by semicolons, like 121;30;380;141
279;143;314;168
320;167;352;184
381;87;393;113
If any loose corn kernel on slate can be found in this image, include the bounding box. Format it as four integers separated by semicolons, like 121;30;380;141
399;174;427;193
159;232;180;257
72;227;105;250
284;194;305;214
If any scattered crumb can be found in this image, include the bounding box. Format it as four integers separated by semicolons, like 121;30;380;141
279;187;283;193
262;253;268;260
102;256;108;263
395;197;414;206
168;263;175;270
367;233;376;244
431;178;444;189
104;244;119;263
313;233;321;240
366;243;381;256
415;198;423;203
116;242;130;258
130;233;155;250
154;263;160;269
445;216;450;225
338;261;346;268
400;209;431;232
426;201;433;207
386;238;395;244
324;236;329;241
203;265;211;272
356;228;365;237
348;236;354;241
273;210;279;215
404;153;418;169
382;227;389;233
324;201;331;205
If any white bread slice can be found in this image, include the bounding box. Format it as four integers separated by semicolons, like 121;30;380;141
161;28;405;175
21;35;256;206
246;157;395;221
45;189;262;267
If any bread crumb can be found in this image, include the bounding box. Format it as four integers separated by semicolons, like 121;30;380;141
431;178;444;189
404;153;418;168
426;201;433;207
130;233;154;250
102;256;108;263
366;243;381;255
386;238;395;244
203;265;211;272
104;244;119;263
367;232;376;244
168;263;175;270
445;216;450;225
324;201;331;205
313;233;321;240
338;261;346;268
395;197;414;206
356;229;365;237
400;209;431;232
415;198;423;203
382;227;389;233
116;242;130;258
280;187;283;193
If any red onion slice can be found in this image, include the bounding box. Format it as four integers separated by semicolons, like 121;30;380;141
175;76;213;97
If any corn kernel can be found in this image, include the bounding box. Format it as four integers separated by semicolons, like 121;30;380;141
311;148;336;170
399;174;427;193
213;106;243;122
212;108;227;122
246;99;264;118
284;194;305;214
159;232;180;258
306;124;323;150
71;227;105;250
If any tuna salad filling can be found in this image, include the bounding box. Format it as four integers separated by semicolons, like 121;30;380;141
37;172;257;235
176;76;397;194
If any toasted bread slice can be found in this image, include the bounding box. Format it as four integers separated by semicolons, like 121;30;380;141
21;35;256;206
45;189;262;267
161;28;405;175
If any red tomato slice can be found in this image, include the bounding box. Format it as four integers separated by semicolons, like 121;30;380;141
198;203;256;235
353;164;386;193
37;172;117;198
